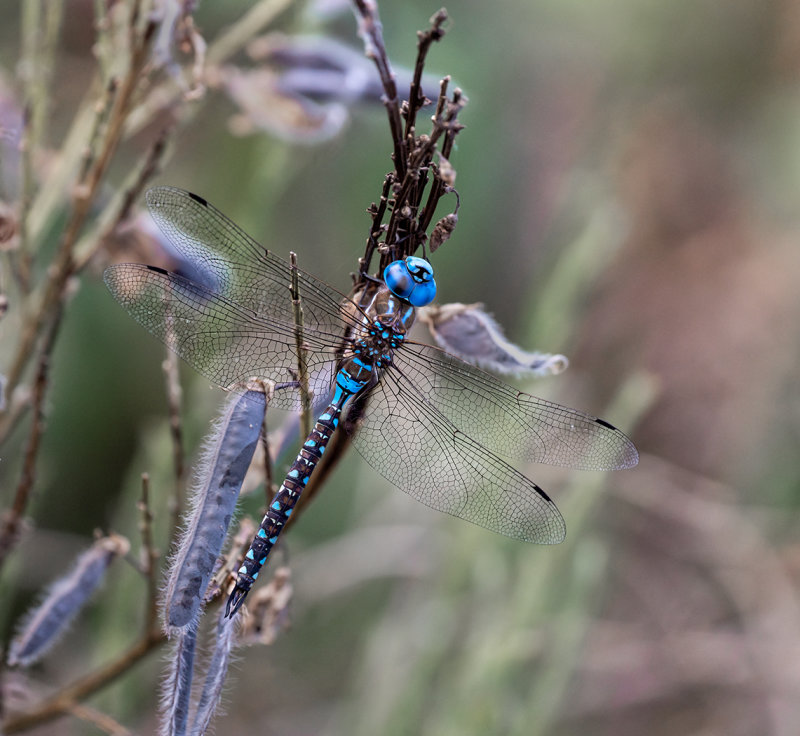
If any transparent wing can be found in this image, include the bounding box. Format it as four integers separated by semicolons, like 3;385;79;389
349;368;566;544
104;264;337;411
145;186;362;337
394;342;638;471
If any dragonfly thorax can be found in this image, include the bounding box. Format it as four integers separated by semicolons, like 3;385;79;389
350;298;411;370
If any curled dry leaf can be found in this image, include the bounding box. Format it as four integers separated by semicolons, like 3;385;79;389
237;566;293;646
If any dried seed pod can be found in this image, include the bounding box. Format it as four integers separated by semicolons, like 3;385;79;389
189;613;241;735
164;390;266;632
418;302;569;377
159;623;198;736
7;534;130;667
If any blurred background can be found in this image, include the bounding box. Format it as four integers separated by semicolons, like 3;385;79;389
2;0;800;734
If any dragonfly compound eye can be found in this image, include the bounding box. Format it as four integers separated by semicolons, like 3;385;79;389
384;257;437;307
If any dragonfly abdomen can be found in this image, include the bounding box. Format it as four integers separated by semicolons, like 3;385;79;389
225;402;341;616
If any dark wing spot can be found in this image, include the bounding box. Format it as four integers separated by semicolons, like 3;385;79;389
594;418;617;430
146;265;169;275
188;192;208;206
532;481;556;504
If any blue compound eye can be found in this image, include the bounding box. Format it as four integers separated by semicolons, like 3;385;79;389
405;256;434;282
384;257;437;307
384;260;414;300
407;278;436;306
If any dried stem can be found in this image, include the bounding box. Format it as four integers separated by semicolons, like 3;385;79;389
261;389;275;506
351;0;407;179
290;251;312;441
0;298;63;568
359;173;393;279
351;4;463;281
67;703;132;736
138;473;160;633
163;344;186;531
403;8;448;139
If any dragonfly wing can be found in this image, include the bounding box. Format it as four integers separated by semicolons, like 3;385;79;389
393;342;638;471
104;263;337;411
348;368;566;544
145;186;362;338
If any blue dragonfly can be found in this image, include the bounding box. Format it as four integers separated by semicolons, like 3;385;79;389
104;187;638;616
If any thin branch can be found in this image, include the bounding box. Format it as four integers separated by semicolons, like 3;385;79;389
0;298;63;568
290;252;312;441
260;383;275;506
358;173;393;280
163;343;186;532
351;0;406;179
67;703;133;736
138;473;160;634
403;9;448;139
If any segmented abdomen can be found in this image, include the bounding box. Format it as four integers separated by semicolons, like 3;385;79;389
232;403;341;598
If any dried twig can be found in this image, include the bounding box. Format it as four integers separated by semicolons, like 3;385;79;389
0;298;63;568
163;344;186;530
351;4;464;281
138;473;160;633
290;251;313;440
351;0;406;179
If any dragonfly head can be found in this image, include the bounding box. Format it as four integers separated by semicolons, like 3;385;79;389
384;256;437;307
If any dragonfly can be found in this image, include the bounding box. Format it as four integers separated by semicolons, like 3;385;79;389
104;187;638;616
